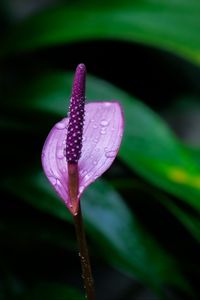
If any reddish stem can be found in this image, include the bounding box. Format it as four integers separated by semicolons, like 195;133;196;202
68;163;79;214
73;205;95;300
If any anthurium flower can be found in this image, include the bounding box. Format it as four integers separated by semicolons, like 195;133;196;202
42;64;124;215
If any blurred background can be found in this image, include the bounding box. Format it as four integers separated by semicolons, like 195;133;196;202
0;0;200;299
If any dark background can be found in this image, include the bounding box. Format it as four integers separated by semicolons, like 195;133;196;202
0;1;200;299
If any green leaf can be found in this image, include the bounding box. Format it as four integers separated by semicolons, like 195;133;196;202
1;172;190;295
111;177;200;242
1;0;200;64
13;283;84;300
186;146;200;168
161;198;200;242
3;71;200;212
82;180;188;294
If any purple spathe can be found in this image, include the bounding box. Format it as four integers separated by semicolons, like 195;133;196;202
42;101;124;215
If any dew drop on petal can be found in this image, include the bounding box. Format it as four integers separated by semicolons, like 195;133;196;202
93;138;98;143
57;149;64;159
56;178;62;186
100;129;106;134
93;124;97;129
100;120;109;127
85;174;90;180
79;185;84;193
105;150;117;158
104;102;111;107
55;120;66;129
84;172;92;181
49;176;57;186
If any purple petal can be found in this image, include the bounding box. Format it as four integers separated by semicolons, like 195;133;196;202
42;101;124;214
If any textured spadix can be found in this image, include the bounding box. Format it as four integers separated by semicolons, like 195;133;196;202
42;101;124;214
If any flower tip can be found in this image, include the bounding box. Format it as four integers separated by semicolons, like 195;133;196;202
76;63;86;73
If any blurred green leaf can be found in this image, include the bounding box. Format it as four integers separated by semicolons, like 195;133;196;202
161;198;200;242
187;146;200;168
1;172;189;295
1;0;200;64
3;72;200;212
13;283;84;300
82;180;189;294
111;177;200;242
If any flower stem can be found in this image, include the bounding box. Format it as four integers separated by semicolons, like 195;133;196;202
73;204;95;300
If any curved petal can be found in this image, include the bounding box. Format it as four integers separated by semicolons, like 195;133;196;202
42;101;124;214
79;102;124;195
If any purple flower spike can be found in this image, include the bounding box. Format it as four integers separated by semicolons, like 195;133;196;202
66;64;86;163
42;65;124;215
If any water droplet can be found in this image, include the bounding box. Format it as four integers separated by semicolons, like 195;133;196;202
90;118;94;122
105;150;117;158
49;176;57;185
93;138;98;143
93;124;97;129
79;185;84;193
93;160;97;165
56;178;61;186
55;120;66;129
85;174;90;180
57;149;64;159
104;102;111;107
100;120;109;127
100;129;106;134
84;172;93;181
